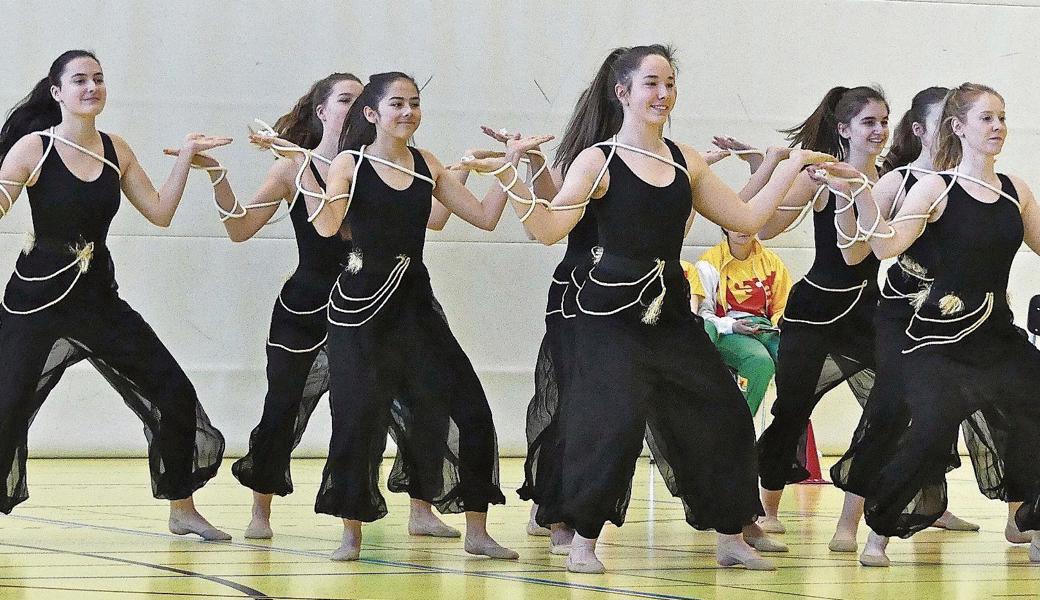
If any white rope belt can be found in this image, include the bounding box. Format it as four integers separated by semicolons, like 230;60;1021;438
782;276;869;326
326;254;411;328
903;292;995;354
1;240;94;315
574;258;668;325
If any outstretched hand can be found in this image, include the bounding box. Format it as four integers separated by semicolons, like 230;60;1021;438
447;155;510;174
163;148;220;168
182;133;232;156
506;134;555;157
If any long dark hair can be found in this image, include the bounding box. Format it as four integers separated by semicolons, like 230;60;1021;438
553;44;676;175
882;86;949;173
273;72;361;150
781;85;888;159
337;72;417;152
0;49;98;161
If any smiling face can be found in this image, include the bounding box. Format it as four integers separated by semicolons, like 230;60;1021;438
364;78;421;141
616;53;676;127
51;56;106;117
952;92;1007;157
317;78;364;138
838;99;889;158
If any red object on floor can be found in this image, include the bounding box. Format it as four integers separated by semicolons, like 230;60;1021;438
798;420;830;485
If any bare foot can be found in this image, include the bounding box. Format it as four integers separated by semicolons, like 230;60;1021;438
527;504;550;536
1006;519;1032;544
742;522;788;553
464;532;519;560
932;511;979;532
566;534;605;573
550;525;575;555
245;492;274;539
244;517;273;540
331;522;361;561
828;528;858;553
757;515;786;534
859;531;890;567
717;534;776;571
408;511;460;538
169;501;231;541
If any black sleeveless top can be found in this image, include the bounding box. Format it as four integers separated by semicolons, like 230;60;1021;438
345;147;433;261
591;138;691;261
27;132;120;247
561;209;598;266
904;173;1022;358
881;171;939;302
804;185;881;287
291;162;351;275
928;174;1020;297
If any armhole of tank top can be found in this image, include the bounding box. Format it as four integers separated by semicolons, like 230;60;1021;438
409;146;432;182
663;138;687;170
309;160;326;189
998;173;1018;202
99;132;120;172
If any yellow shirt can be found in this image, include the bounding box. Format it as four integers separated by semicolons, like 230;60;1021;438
681;238;792;328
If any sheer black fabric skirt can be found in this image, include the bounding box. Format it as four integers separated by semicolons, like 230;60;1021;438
831;269;1004;515
538;254;763;538
232;264;453;500
518;256;590;511
0;241;223;513
756;278;878;491
316;255;505;521
859;295;1040;537
232;266;337;497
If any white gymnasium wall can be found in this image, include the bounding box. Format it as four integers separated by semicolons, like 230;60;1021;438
2;0;1039;457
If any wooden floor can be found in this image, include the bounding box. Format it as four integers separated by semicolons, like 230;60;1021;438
0;457;1036;600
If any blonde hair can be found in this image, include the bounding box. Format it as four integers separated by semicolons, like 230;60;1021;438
933;82;1004;171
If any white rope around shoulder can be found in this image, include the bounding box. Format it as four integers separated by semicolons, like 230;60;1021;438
0;128;118;315
896;169;1019;352
326;144;437;225
0;128;122;218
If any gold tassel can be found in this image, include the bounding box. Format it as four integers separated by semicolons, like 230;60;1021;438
640;260;666;325
347;249;363;274
73;242;94;274
641;290;665;325
939;293;964;315
910;284;930;311
898;255;928;279
21;232;35;255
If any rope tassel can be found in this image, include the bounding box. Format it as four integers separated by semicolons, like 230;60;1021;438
939;293;965;316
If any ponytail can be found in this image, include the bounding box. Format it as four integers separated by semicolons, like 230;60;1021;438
0;49;98;161
781;85;887;159
338;72;417;152
933;82;1003;171
553;44;676;175
882;86;949;173
273;72;361;150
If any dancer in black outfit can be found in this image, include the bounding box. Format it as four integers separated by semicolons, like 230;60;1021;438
754;86;888;552
816;83;1040;566
456;44;836;573
261;72;531;561
832;87;990;540
214;73;461;540
0;50;231;539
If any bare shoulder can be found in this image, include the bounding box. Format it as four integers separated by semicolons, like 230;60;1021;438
673;140;707;179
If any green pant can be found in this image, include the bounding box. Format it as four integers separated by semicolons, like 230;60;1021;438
704;316;779;416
